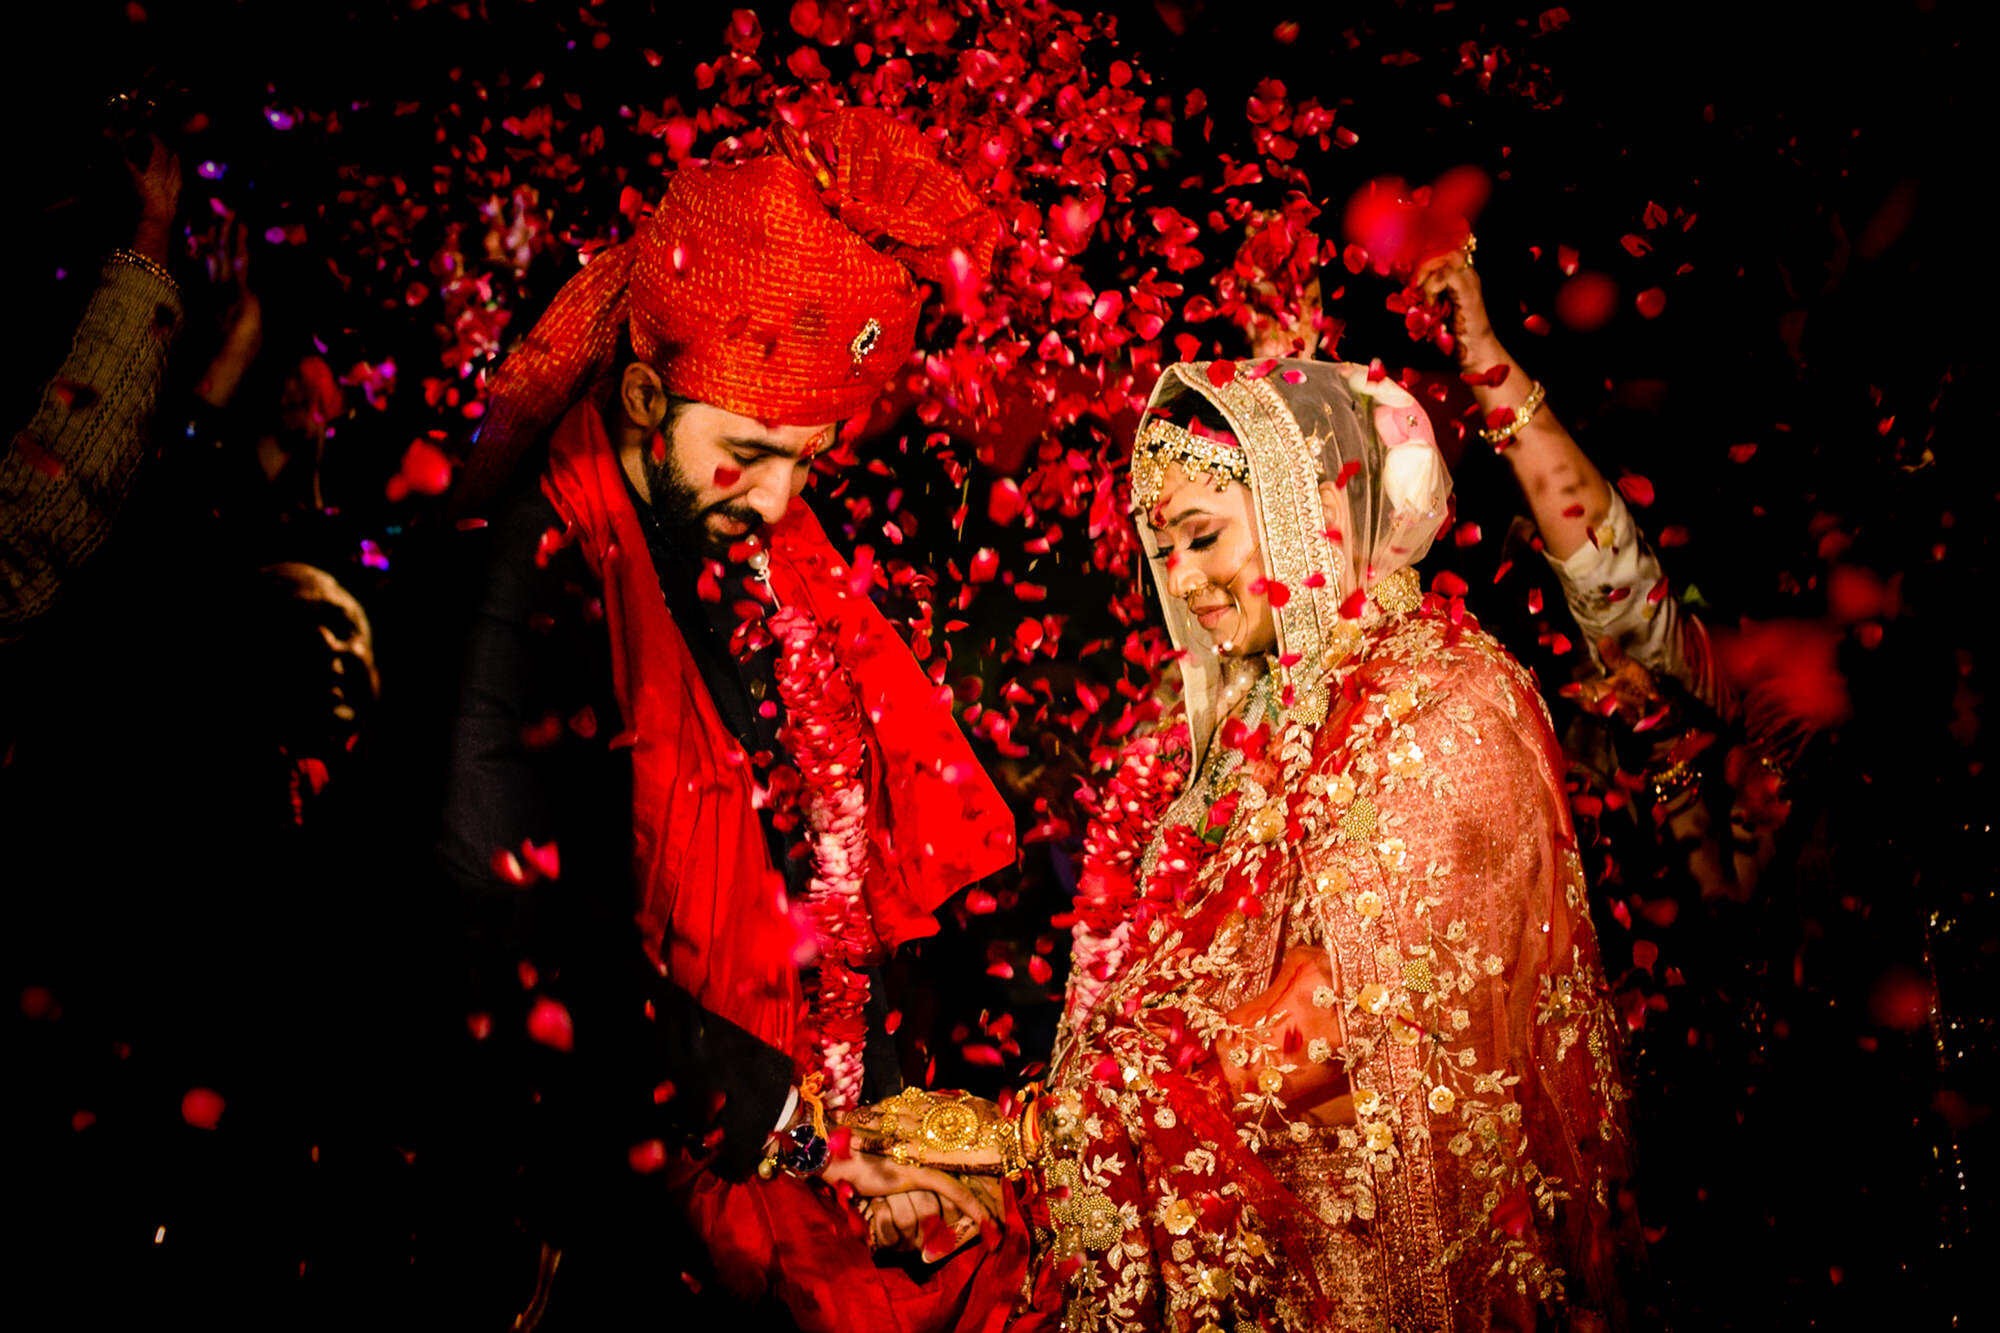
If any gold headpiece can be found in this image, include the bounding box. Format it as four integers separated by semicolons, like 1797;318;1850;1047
1129;417;1251;515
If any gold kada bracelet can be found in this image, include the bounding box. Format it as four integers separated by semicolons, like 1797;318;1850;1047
1479;378;1547;446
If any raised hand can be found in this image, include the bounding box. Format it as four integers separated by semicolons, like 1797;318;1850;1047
121;132;182;265
1410;244;1497;365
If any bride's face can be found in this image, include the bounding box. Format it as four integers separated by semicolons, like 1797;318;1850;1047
1147;462;1277;657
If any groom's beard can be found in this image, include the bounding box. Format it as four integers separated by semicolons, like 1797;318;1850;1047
641;449;765;562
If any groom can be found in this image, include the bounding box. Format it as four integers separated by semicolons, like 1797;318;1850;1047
439;109;1017;1325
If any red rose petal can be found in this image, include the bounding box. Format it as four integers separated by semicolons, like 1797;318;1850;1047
526;996;574;1052
181;1087;226;1131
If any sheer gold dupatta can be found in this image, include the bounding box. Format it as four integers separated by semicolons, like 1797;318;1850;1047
1131;360;1452;768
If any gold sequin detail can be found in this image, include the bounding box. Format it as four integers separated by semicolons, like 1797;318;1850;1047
1371;565;1423;616
1403;958;1436;993
1338;794;1379;843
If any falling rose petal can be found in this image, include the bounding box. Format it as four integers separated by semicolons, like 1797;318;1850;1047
526;997;575;1052
628;1140;668;1174
397;440;454;497
1206;360;1236;387
466;1012;493;1041
713;465;742;488
1455;523;1483;548
786;47;831;81
1432;570;1469;598
962;1043;1005;1066
1617;474;1656;507
181;1087;226;1131
1555;273;1618;332
1635;287;1667;319
1632;939;1659;976
1728;443;1758;464
522;840;561;880
1868;969;1930;1031
1028;955;1054;985
986;479;1024;526
1522;313;1552;336
966;889;999;914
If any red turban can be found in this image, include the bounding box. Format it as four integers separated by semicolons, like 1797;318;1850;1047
465;108;997;505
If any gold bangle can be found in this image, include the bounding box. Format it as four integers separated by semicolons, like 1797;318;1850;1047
108;247;179;295
1647;756;1699;807
1478;379;1547;446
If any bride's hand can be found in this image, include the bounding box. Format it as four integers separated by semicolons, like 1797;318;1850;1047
841;1089;1013;1174
856;1173;1006;1259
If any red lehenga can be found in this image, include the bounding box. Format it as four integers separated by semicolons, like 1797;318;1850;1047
1012;361;1635;1332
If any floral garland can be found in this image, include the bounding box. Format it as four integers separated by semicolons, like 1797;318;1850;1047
770;604;874;1113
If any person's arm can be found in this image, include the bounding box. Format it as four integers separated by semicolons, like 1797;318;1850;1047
1414;248;1733;717
1;137;184;638
1415;247;1610;562
193;216;263;411
437;486;796;1176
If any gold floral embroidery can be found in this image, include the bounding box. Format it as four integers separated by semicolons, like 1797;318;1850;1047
1047;1158;1121;1255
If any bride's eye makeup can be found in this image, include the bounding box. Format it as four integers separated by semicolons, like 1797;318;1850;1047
1150;530;1220;564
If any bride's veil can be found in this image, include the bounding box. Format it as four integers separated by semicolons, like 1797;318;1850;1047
1132;358;1453;767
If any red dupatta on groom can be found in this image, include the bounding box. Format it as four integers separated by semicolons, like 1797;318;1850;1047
540;397;1015;1062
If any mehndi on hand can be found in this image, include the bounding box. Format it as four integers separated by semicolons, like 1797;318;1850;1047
841;1087;1026;1177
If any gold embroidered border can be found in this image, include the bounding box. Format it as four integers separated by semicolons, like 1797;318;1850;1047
1155;364;1344;726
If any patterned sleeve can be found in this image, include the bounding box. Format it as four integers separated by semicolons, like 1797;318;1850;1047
1;257;185;636
1546;490;1731;721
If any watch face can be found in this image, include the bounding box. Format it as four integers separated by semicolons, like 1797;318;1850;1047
789;1129;830;1176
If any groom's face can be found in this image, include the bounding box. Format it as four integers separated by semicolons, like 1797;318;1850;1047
622;365;831;559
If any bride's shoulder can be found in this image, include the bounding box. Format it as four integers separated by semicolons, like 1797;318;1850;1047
1353;612;1550;732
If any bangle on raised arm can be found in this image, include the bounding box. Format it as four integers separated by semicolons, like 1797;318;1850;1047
1479;379;1548;446
108;247;180;297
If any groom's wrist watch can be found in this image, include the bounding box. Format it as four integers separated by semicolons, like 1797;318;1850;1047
758;1117;830;1179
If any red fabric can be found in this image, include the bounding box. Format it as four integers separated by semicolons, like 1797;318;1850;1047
539;396;1015;1050
680;1170;1032;1333
469;108;997;508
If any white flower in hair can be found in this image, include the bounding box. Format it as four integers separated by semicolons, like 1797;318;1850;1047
1381;443;1443;518
1337;361;1417;408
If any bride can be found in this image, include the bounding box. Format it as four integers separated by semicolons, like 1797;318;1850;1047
854;357;1636;1332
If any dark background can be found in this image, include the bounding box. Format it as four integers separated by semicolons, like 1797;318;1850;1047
1;1;1991;1328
